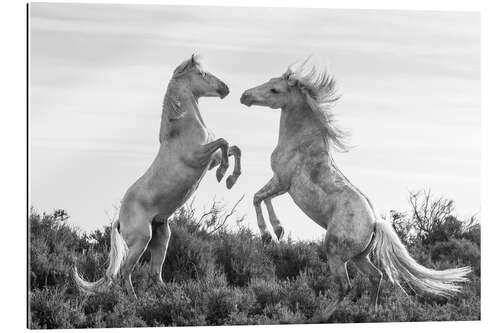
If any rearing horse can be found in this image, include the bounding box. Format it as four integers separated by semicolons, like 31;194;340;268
240;60;470;315
74;55;241;297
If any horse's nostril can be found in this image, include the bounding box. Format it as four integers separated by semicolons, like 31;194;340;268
240;92;253;106
217;84;230;98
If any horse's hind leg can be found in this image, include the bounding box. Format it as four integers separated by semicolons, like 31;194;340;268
322;255;352;318
319;227;358;321
352;255;383;310
119;219;152;298
148;217;171;288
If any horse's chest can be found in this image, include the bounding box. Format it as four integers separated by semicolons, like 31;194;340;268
271;147;298;182
204;128;216;144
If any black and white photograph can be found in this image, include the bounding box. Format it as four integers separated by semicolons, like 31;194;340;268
26;1;485;329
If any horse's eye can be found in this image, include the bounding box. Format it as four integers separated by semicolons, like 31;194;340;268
270;88;279;94
200;72;206;78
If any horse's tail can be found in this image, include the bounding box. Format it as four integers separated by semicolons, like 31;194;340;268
73;220;129;294
371;217;471;297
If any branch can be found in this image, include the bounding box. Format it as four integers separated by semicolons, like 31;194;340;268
207;195;245;235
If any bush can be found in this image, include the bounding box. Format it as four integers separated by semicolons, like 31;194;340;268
265;240;323;280
430;238;481;274
29;209;85;290
161;222;214;282
136;283;202;326
28;191;481;328
212;228;275;286
206;287;239;325
280;273;318;318
29;287;86;329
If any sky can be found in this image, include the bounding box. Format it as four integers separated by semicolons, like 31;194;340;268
30;4;480;241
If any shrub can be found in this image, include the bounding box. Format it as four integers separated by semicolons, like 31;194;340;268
280;273;318;318
462;223;481;247
265;240;323;280
102;297;146;328
136;283;203;326
262;302;304;323
29;209;85;290
212;227;275;286
430;238;481;274
249;278;282;312
28;191;481;328
206;287;239;325
162;222;214;282
29;287;86;329
82;285;127;315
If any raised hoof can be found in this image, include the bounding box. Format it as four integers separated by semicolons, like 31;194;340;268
216;166;228;182
261;233;273;244
273;225;284;240
225;174;239;189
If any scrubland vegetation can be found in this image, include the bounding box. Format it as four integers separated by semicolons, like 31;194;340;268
28;191;480;328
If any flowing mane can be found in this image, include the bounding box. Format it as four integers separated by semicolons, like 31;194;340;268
283;60;350;152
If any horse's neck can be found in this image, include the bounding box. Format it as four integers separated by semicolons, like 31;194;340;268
159;86;207;143
278;103;322;146
178;92;206;126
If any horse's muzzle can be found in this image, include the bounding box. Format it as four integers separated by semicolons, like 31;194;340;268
217;83;229;99
240;91;253;106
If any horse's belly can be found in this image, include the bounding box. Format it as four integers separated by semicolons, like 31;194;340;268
289;176;333;229
152;166;207;212
136;148;209;215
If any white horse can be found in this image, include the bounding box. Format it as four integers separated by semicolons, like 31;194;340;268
240;60;471;316
74;55;241;297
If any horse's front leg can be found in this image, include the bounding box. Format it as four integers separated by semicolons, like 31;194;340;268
190;138;229;182
254;176;288;243
208;150;222;170
264;191;287;240
207;145;241;189
225;145;242;189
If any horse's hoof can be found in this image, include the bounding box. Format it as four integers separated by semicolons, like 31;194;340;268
216;166;228;182
261;233;273;244
226;174;238;189
273;225;284;240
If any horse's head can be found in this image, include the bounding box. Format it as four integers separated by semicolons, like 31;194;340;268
240;70;305;109
173;54;229;99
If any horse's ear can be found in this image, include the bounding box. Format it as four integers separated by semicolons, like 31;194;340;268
191;54;196;65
